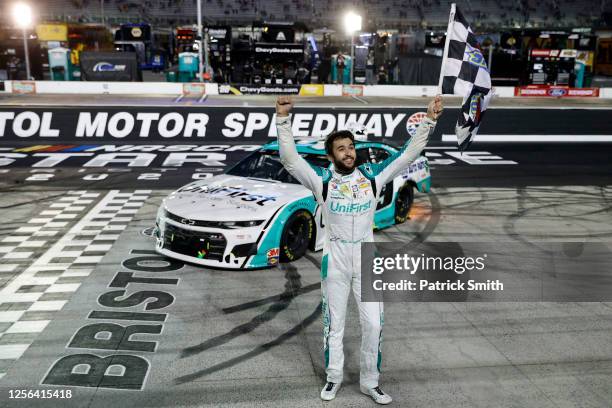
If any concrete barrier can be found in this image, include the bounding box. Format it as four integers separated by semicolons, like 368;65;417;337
1;80;611;99
600;87;612;99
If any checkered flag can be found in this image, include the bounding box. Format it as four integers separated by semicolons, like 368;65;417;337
439;3;493;151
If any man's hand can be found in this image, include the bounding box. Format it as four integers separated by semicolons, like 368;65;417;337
426;95;444;121
276;95;294;117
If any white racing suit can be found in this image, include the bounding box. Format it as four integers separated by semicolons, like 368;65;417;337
277;114;435;388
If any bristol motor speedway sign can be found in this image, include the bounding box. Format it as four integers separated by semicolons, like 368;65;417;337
0;107;428;142
0;106;609;143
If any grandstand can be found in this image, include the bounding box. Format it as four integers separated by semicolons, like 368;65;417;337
33;0;609;30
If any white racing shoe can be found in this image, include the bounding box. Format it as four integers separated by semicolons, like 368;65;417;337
360;385;392;405
320;382;341;401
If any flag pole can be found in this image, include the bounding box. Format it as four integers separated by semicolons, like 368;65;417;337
437;3;457;94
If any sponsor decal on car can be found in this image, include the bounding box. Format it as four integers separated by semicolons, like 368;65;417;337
406;112;427;137
177;184;278;206
267;247;280;265
197;241;210;259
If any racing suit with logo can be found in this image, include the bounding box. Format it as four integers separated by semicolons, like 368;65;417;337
277;114;435;389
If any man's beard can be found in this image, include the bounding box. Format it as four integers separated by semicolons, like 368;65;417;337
332;157;355;174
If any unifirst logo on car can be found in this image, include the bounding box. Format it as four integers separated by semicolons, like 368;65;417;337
177;184;277;206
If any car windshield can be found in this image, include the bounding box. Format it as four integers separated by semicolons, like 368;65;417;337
226;151;330;184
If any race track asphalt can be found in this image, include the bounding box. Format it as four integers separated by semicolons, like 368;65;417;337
0;94;611;408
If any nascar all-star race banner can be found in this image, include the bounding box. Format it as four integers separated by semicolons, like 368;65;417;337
0;106;610;143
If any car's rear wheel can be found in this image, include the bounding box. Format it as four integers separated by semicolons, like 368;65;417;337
394;183;414;224
280;210;313;262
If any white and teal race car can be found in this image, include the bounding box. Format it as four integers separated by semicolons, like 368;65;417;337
154;139;431;269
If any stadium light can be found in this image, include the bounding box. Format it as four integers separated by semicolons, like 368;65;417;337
344;12;362;84
12;2;32;80
12;2;32;28
100;0;105;25
196;0;210;82
197;0;203;82
344;11;362;34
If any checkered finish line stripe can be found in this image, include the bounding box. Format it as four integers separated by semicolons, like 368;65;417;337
0;191;99;289
0;189;151;380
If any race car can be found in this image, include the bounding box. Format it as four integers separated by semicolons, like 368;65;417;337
154;139;431;269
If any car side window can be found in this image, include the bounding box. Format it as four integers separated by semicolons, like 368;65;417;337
369;147;391;164
369;147;395;209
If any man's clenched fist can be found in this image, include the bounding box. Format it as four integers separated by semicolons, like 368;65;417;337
426;95;444;121
276;95;293;117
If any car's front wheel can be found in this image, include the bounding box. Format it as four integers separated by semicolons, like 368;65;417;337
394;183;414;224
280;210;313;262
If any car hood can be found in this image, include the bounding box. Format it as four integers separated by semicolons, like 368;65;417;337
162;174;311;221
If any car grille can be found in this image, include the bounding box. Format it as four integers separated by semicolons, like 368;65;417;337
162;223;227;262
165;210;211;227
164;210;263;229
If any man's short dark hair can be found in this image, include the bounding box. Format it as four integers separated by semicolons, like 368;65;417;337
325;130;355;156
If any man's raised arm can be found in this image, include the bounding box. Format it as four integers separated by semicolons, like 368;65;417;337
373;96;443;187
275;96;324;200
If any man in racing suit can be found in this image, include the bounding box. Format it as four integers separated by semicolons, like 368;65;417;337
276;95;443;404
